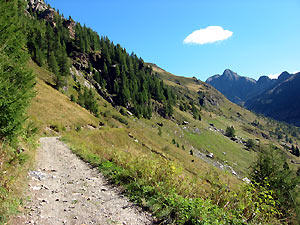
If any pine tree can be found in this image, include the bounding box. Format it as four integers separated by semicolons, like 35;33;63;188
48;51;59;76
0;0;35;142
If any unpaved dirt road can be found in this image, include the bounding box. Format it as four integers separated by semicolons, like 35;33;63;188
18;137;154;225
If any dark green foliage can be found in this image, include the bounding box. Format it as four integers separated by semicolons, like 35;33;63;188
296;146;300;157
0;0;35;142
291;145;300;157
179;102;185;111
70;94;75;102
250;147;299;218
246;139;255;149
77;87;99;116
225;126;235;138
191;102;201;120
297;168;300;177
26;9;70;90
119;108;126;116
158;127;162;136
75;32;175;119
112;115;128;125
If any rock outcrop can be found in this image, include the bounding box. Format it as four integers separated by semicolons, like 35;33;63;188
27;0;48;12
27;0;75;38
63;19;76;39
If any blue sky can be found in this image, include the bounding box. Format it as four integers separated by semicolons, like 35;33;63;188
47;0;300;81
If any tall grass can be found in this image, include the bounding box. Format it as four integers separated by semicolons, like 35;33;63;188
0;127;38;223
62;130;282;224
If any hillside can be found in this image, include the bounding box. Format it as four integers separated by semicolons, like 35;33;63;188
28;58;300;224
1;0;300;224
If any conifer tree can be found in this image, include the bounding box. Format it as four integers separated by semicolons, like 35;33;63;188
48;51;59;76
0;0;35;142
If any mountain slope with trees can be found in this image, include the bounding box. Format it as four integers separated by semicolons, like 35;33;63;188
0;0;299;224
26;5;175;119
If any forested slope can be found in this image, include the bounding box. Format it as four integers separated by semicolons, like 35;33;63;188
0;0;299;224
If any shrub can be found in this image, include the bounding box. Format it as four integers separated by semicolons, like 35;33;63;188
225;126;235;138
119;108;126;116
112;114;128;125
70;94;76;102
246;139;255;149
249;146;299;219
172;139;176;144
158;127;162;136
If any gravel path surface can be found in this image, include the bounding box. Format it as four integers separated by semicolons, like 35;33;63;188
20;137;153;225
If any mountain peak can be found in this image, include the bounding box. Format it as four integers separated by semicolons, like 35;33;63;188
278;71;291;81
222;69;239;80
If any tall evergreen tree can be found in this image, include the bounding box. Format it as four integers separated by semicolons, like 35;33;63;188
0;0;35;142
48;51;59;74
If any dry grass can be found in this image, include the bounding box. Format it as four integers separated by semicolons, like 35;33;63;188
28;79;98;132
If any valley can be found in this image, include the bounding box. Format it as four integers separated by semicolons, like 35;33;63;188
0;0;299;224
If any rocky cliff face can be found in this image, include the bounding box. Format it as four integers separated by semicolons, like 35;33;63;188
27;0;48;12
26;0;75;39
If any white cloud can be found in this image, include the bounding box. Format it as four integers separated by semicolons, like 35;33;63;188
268;73;280;79
183;26;233;45
268;71;300;79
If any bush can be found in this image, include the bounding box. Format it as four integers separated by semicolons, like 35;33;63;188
119;108;126;116
112;114;128;125
246;139;255;149
225;126;235;138
158;127;162;136
249;147;299;219
70;94;76;102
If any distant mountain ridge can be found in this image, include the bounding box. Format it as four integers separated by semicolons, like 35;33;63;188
206;69;300;126
206;69;276;105
245;72;300;126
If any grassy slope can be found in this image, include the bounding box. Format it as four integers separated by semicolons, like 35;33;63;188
28;60;300;186
28;61;239;185
23;61;299;223
28;61;99;133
